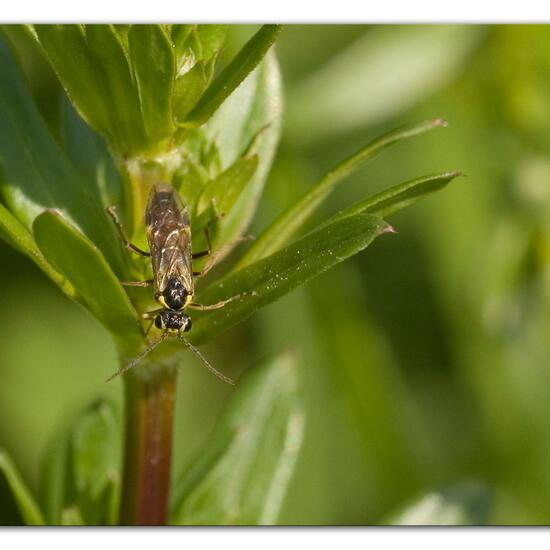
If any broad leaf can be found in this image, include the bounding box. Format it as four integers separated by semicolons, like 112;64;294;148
39;400;122;525
33;210;142;358
184;25;282;128
238;119;446;268
327;171;463;225
128;25;175;145
171;352;304;525
0;450;45;525
189;214;390;345
0;35;128;274
84;25;147;155
30;25;112;142
384;481;492;525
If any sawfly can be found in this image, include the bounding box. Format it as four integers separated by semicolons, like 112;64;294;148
106;183;242;384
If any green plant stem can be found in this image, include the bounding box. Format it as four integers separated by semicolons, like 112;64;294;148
119;368;176;525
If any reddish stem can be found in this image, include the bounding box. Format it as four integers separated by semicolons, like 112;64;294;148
119;368;176;525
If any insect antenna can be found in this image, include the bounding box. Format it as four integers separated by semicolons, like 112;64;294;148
177;335;235;386
106;332;169;382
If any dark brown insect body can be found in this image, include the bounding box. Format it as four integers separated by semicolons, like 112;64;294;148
106;183;239;384
146;184;194;313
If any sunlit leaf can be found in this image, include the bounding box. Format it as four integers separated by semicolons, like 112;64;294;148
184;25;282;128
327;171;463;224
0;450;45;525
33;210;142;358
128;25;175;145
171;352;304;525
238;119;446;268
194;155;259;233
189;214;390;345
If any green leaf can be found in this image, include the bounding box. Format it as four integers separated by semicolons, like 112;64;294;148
328;171;463;224
60;97;124;212
205;50;282;250
32;25;149;155
184;25;282;128
171;352;304;525
173;61;212;123
33;210;142;358
84;25;147;155
238;119;446;268
0;35;127;274
39;400;122;525
189;214;390;345
384;481;493;525
0;450;45;525
128;25;175;145
287;25;483;141
30;25;112;141
194;155;259;233
195;25;228;60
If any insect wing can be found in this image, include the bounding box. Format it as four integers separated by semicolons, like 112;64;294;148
146;184;193;294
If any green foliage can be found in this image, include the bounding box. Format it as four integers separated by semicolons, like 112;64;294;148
33;210;142;358
385;482;492;525
0;25;459;525
190;214;390;345
0;450;45;525
171;352;304;525
239;118;448;267
39;400;121;525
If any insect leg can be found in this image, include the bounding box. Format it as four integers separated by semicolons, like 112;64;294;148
107;206;150;257
193;235;253;278
141;309;164;320
121;279;154;287
188;293;244;311
191;227;213;259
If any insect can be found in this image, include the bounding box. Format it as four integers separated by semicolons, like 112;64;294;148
106;183;241;384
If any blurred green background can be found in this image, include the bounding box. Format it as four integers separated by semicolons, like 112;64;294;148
2;24;550;524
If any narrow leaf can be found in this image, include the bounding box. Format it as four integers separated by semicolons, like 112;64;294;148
194;155;259;233
0;450;45;525
237;119;447;268
328;171;463;224
128;25;175;145
184;25;282;127
189;214;390;345
384;481;492;525
33;210;142;358
171;352;305;525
